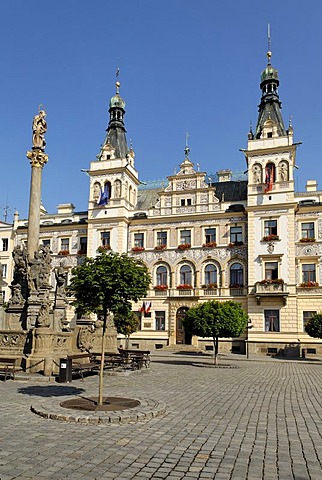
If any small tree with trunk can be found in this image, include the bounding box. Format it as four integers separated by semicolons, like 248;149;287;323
114;310;140;349
183;300;249;365
305;313;322;339
68;251;150;405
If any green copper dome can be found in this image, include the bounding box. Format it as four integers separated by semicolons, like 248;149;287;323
109;93;126;109
261;64;279;83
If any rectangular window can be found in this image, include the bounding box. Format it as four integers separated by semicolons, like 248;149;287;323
134;233;144;248
302;264;316;283
230;226;242;243
301;222;314;240
80;236;87;252
180;229;191;245
265;262;278;280
156;231;167;247
60;238;70;252
265;310;280;332
205;228;216;244
264;220;277;236
187;198;192;206
181;199;185;206
2;264;7;278
155;311;166;331
101;232;110;247
42;239;50;247
2;238;8;251
303;311;316;332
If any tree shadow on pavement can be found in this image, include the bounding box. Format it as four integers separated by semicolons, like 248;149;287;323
17;385;85;397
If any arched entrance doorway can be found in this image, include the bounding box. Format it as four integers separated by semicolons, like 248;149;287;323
176;306;191;345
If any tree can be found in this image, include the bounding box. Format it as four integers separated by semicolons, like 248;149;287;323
184;300;249;365
68;251;150;404
114;310;140;349
305;313;322;339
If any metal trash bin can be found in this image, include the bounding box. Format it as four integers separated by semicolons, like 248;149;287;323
58;357;72;383
302;348;306;359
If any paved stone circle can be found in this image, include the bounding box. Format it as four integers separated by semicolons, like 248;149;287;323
1;352;322;479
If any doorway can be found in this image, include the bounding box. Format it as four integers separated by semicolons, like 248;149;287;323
176;307;191;344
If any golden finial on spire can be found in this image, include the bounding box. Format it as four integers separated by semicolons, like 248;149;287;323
115;67;120;94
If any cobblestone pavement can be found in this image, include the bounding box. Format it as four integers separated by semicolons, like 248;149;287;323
1;353;322;480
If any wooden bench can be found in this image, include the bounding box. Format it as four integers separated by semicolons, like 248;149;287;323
0;357;17;381
67;353;99;380
118;349;151;369
92;352;126;370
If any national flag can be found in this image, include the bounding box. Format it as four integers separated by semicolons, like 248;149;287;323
140;301;152;313
98;185;109;206
264;166;274;193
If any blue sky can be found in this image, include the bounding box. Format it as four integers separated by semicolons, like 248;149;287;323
1;1;321;220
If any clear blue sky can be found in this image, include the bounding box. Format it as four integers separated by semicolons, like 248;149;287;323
1;0;321;220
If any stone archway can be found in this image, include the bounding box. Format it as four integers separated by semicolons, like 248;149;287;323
176;306;191;345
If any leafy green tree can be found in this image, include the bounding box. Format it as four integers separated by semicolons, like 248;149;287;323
114;310;140;349
184;300;249;365
305;313;322;339
68;251;150;404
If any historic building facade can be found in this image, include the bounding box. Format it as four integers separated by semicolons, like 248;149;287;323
2;52;322;356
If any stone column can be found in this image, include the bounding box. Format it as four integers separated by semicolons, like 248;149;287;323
26;150;48;258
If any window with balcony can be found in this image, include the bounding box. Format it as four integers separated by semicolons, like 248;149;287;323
204;264;217;286
265;310;280;332
303;311;317;331
302;264;316;283
230;226;242;244
2;238;8;251
180;230;191;245
230;263;243;287
155;311;166;331
301;222;315;241
264;261;278;280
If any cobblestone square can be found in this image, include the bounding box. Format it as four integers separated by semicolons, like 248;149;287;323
1;354;322;479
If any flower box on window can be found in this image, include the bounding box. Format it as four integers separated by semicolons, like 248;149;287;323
97;245;111;253
299;238;315;243
229;283;244;288
201;283;218;289
299;281;319;288
58;250;70;256
132;246;145;252
178;243;191;250
154;285;168;291
228;241;244;247
154;245;167;251
260;278;284;285
202;242;217;248
77;249;87;255
262;234;279;242
177;284;192;290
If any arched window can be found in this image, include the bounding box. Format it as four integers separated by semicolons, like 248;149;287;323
230;263;243;287
156;266;168;286
180;265;192;286
204;264;217;286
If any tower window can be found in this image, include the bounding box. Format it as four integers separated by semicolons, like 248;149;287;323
267;132;273;138
101;232;110;247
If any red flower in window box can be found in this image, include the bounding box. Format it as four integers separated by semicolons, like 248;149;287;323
202;242;217;248
77;249;87;255
97;245;111;253
154;285;168;291
228;241;244;247
178;243;191;250
201;283;218;289
131;246;145;252
58;250;70;256
154;245;167;251
177;284;192;290
299;281;319;288
260;278;284;285
262;234;279;242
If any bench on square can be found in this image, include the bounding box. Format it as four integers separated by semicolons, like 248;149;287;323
118;349;151;369
92;352;125;370
0;357;18;381
67;353;99;380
